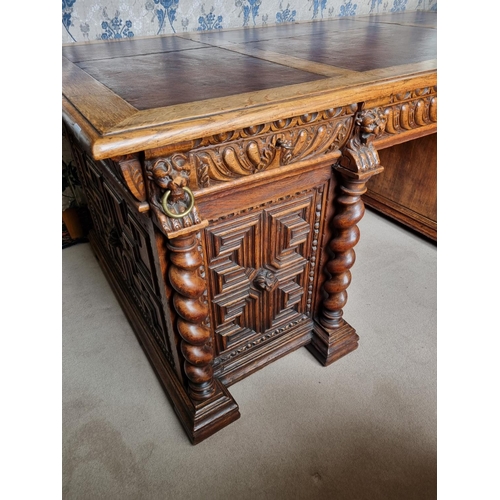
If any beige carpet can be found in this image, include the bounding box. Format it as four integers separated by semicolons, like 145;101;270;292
62;208;437;499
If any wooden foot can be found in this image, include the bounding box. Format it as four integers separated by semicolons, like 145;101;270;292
188;380;240;444
308;320;359;366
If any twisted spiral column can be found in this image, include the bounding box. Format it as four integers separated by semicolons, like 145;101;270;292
319;177;367;330
167;234;215;401
318;107;386;331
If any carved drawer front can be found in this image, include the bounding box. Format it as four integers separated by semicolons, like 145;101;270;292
204;187;326;362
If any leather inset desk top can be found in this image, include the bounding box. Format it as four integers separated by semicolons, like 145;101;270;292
62;11;437;159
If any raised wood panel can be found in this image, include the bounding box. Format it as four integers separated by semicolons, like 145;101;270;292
205;211;263;343
205;185;327;380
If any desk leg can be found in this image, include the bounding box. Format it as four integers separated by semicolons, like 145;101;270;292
145;158;240;444
309;174;371;365
309;107;386;366
166;232;240;444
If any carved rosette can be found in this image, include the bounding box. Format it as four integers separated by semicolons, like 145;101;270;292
252;268;279;293
319;108;387;330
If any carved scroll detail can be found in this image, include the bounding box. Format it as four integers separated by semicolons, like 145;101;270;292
193;117;353;187
112;154;147;202
147;105;356;190
200;106;357;147
194;139;278;185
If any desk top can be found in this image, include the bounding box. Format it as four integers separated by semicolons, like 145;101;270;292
62;11;437;160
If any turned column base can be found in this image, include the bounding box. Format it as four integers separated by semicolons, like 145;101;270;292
187;380;240;445
307;319;359;366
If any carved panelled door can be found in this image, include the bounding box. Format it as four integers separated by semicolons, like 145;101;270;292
204;187;325;363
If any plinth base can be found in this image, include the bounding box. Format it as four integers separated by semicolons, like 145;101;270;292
307;319;359;366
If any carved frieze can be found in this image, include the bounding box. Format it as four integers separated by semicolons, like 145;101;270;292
148;105;357;190
376;86;437;136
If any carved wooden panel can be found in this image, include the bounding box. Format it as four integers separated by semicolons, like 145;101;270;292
191;108;353;188
77;153;176;367
146;105;356;191
365;86;437;139
204;187;326;362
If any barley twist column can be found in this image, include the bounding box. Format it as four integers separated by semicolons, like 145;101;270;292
320;178;367;329
144;154;240;444
167;234;215;401
310;107;387;366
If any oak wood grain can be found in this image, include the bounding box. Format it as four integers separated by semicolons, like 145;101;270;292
62;12;436;159
91;66;436;159
365;133;437;240
62;56;136;134
63;11;437;443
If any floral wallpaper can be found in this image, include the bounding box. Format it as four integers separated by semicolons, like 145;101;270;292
62;0;436;43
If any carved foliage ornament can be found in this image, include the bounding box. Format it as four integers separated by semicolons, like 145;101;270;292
151;105;357;189
111;154;147;202
195;118;352;187
145;105;358;236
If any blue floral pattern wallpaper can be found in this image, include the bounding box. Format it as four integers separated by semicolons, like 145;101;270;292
62;0;436;43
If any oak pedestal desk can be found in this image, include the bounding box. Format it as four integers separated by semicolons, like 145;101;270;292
62;11;437;444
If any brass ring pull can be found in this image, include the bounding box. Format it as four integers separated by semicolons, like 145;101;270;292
161;186;195;219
